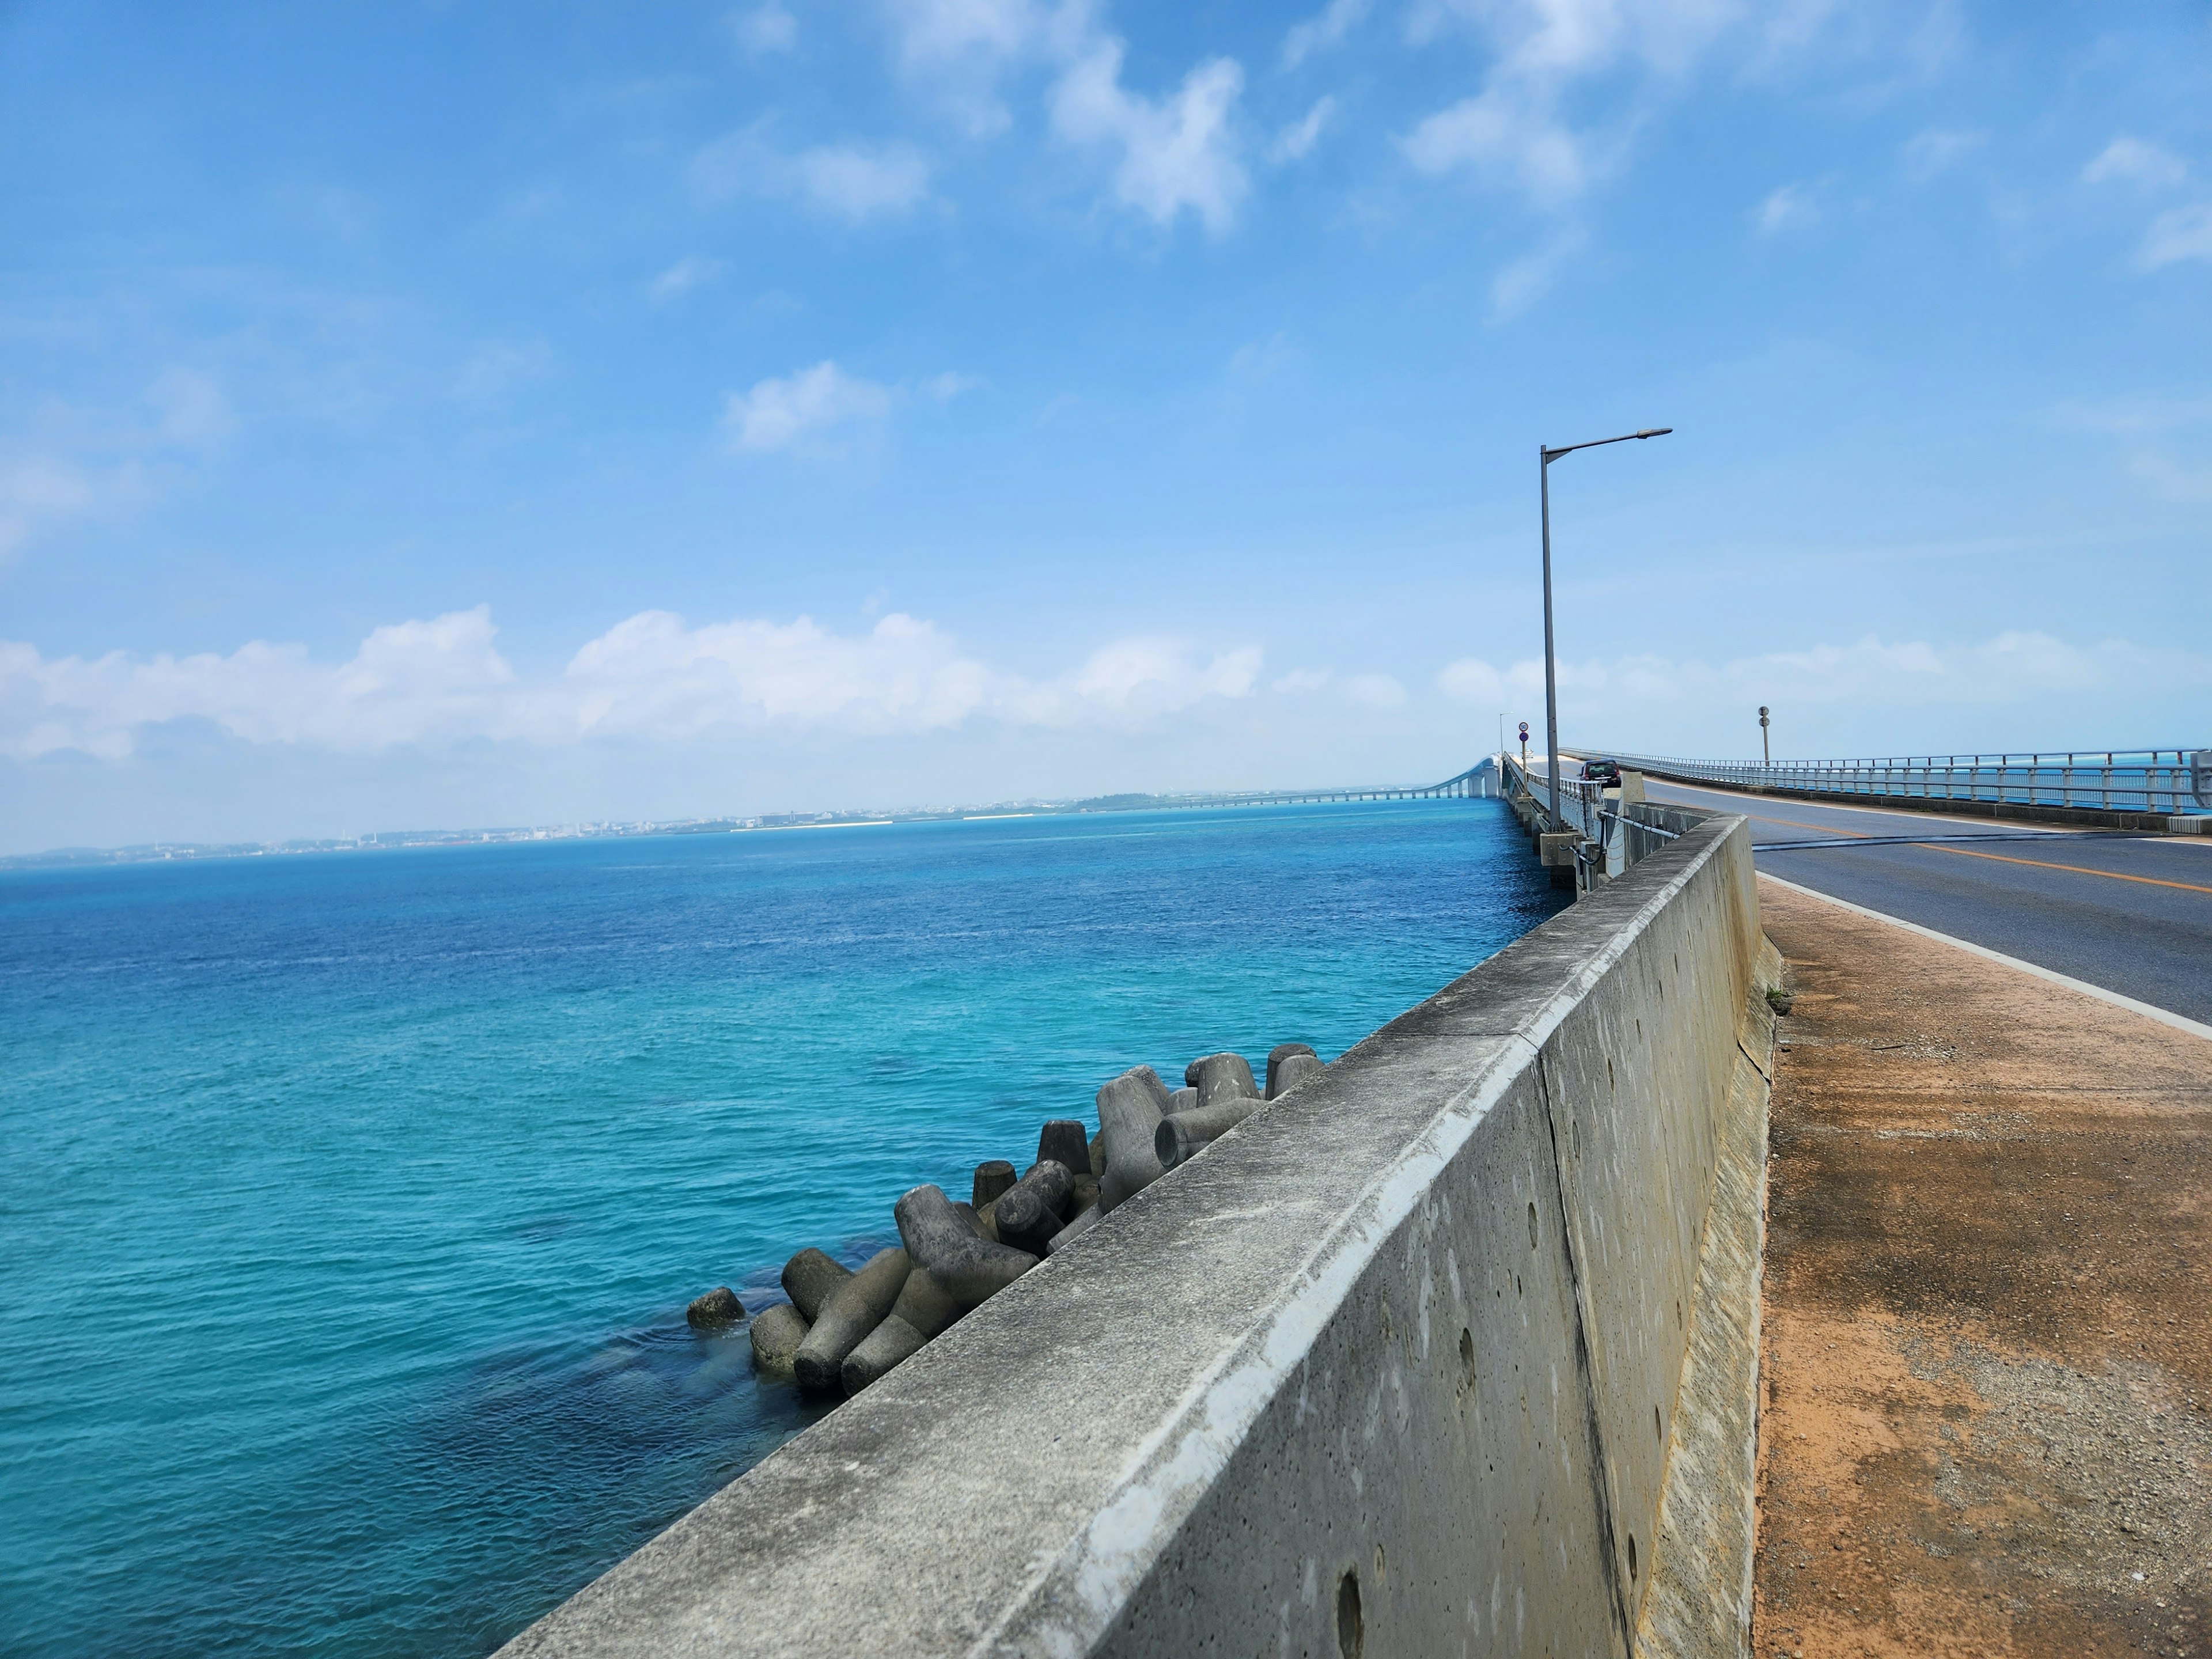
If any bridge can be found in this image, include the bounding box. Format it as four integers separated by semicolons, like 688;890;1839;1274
1135;759;1498;811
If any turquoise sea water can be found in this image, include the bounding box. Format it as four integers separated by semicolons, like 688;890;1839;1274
2;800;1563;1657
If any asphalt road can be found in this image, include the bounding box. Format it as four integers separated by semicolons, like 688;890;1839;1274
1637;779;2212;1027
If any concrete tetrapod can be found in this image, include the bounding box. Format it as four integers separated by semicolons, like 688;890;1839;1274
1096;1065;1173;1215
1168;1086;1198;1113
1045;1204;1100;1255
1269;1052;1324;1100
1153;1099;1264;1171
1067;1172;1101;1216
972;1160;1017;1209
1035;1120;1089;1179
1264;1042;1317;1099
781;1247;853;1323
838;1268;962;1395
791;1248;910;1395
893;1184;1038;1307
1186;1052;1259;1110
991;1160;1074;1257
685;1286;744;1330
747;1304;809;1379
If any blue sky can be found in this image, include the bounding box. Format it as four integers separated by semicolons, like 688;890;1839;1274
2;0;2207;850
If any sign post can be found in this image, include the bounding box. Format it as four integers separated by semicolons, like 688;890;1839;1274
1759;706;1771;767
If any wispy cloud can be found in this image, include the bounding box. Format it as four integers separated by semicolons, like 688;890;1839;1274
1397;0;1742;209
648;255;726;301
1435;629;2212;727
2141;203;2212;270
1900;127;1983;181
1;607;1267;759
453;339;552;404
734;4;798;55
1282;0;1370;70
1228;332;1294;383
1050;40;1248;233
0;370;233;559
724;362;897;453
2083;136;2187;191
1755;181;1817;236
1270;97;1335;164
1402;82;1590;206
1489;227;1586;319
883;0;1251;233
695;129;933;222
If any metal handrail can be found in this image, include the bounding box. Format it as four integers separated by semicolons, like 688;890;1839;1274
1586;747;2210;817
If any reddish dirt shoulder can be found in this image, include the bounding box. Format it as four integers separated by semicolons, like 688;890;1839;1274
1753;877;2211;1658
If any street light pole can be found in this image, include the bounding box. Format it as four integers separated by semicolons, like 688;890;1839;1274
1759;705;1771;767
1539;427;1671;830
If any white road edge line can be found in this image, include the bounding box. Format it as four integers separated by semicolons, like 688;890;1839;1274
1758;871;2212;1044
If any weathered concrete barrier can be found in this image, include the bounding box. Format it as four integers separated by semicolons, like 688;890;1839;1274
501;810;1775;1659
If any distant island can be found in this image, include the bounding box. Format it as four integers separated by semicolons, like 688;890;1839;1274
1;767;1499;872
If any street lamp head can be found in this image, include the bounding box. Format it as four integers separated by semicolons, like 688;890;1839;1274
1634;427;1672;439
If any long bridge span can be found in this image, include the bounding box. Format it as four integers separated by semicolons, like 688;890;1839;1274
1132;758;1497;812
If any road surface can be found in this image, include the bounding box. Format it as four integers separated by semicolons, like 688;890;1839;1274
1636;778;2212;1026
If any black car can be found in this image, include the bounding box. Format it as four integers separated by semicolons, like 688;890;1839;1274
1581;757;1623;785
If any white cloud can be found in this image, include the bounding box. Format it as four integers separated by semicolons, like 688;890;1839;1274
1402;84;1588;206
1345;672;1408;709
1434;631;2212;732
882;0;1089;135
0;456;98;559
918;370;982;401
1755;181;1816;236
1488;226;1586;319
0;607;1268;760
1050;41;1248;233
1398;0;1820;209
0;607;520;760
2140;203;2212;270
2083;136;2188;191
649;256;726;301
695;130;933;222
147;369;234;447
1899;127;1983;181
1282;0;1371;69
453;339;553;404
0;369;233;559
1270;97;1335;164
880;1;1253;233
1228;332;1294;382
724;362;897;453
736;4;798;54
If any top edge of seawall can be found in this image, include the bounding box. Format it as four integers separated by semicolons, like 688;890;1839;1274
496;812;1755;1659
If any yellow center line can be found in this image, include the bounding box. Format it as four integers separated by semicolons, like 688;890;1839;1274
1744;810;1874;839
1918;842;2212;896
1656;786;2211;892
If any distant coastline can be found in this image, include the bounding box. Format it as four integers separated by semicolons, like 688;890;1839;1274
0;783;1486;873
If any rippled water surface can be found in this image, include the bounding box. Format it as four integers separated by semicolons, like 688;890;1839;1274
1;801;1563;1657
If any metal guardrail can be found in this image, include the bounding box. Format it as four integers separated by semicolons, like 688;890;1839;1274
1590;748;2211;818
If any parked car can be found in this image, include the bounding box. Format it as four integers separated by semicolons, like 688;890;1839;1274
1581;757;1623;785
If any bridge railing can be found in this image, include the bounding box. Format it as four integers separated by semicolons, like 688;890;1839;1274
1593;747;2211;818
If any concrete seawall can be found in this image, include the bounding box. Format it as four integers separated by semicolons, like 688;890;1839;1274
501;812;1779;1658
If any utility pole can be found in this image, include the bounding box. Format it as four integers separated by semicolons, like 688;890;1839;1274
1540;427;1672;828
1759;706;1771;767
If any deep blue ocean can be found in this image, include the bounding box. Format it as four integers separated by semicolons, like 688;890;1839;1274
1;800;1562;1657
